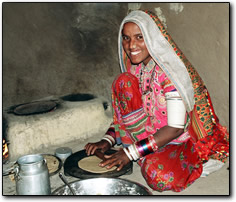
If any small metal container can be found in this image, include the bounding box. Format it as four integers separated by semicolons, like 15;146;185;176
55;147;72;161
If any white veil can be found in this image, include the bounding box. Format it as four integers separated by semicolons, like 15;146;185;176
118;10;194;112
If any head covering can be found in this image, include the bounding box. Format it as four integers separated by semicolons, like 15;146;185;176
118;10;194;112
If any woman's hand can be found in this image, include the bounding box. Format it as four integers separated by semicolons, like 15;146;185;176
84;140;111;156
99;148;130;171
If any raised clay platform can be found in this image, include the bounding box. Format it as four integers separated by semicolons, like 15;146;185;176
3;95;112;161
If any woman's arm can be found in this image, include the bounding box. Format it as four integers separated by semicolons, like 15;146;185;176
99;126;184;171
153;125;184;147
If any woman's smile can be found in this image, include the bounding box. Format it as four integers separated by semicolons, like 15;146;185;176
122;22;152;65
130;50;142;56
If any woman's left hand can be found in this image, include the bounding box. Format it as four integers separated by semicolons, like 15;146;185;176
99;149;130;171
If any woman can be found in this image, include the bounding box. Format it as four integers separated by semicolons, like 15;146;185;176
85;10;229;192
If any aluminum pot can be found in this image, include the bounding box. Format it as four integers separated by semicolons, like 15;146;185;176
15;154;51;195
52;178;152;195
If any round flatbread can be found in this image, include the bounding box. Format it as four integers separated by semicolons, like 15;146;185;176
43;154;61;175
78;156;117;173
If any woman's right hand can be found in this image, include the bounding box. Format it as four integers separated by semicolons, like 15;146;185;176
84;140;111;156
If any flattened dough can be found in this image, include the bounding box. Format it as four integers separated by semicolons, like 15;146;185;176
78;156;116;173
43;154;60;174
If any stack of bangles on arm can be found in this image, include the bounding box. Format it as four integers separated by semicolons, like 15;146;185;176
101;134;116;146
123;135;158;161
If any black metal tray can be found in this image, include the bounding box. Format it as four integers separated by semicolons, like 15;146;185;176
64;149;133;179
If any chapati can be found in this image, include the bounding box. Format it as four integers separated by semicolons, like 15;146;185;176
78;156;116;173
42;154;61;175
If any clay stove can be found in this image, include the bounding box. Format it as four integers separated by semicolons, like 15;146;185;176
3;94;112;161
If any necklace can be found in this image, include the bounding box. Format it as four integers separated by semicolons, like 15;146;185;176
139;65;156;95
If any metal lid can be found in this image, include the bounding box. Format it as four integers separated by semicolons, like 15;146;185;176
55;147;72;160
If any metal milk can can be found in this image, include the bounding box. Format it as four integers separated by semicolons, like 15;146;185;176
14;154;51;195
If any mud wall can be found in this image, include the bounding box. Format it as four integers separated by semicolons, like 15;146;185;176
3;3;229;128
3;3;128;106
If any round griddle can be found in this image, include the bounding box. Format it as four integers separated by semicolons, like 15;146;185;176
64;149;133;179
12;100;57;116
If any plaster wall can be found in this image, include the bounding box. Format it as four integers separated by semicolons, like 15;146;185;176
3;3;127;108
3;3;229;130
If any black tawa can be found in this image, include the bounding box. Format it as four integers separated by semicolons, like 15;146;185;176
64;149;133;179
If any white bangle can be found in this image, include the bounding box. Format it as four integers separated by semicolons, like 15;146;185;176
132;144;140;160
101;137;113;146
128;144;139;161
123;148;133;161
133;144;141;159
104;134;115;145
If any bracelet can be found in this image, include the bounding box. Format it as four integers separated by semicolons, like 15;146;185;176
148;134;158;152
101;137;113;146
134;135;158;158
133;144;141;159
125;135;158;161
128;144;140;161
103;134;116;145
123;147;133;161
135;141;146;157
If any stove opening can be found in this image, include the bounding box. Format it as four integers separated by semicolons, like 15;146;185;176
2;117;9;163
3;139;9;163
61;93;96;102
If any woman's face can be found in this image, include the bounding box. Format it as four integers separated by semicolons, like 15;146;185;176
122;22;152;66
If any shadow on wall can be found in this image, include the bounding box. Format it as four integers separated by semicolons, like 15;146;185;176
70;3;124;63
3;3;128;109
